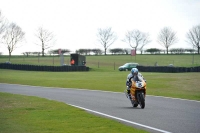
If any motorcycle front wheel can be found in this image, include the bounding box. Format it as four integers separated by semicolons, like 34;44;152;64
138;92;145;109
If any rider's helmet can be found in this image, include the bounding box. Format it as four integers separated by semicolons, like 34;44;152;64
131;68;138;75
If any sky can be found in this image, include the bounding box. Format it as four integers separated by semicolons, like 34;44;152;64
0;0;200;55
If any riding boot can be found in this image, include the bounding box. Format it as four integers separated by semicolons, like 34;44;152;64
130;88;136;101
127;90;131;99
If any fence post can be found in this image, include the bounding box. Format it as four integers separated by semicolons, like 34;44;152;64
53;55;54;66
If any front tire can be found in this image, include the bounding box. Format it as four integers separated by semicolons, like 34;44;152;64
138;93;145;109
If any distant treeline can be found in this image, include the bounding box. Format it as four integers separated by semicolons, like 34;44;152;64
19;48;197;57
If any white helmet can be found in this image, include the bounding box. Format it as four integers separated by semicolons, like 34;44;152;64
131;68;138;75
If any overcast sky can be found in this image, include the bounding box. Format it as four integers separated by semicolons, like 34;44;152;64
0;0;200;55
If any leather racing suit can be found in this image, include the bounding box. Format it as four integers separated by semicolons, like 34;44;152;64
126;72;145;99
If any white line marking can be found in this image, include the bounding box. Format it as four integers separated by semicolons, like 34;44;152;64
146;95;200;103
68;103;172;133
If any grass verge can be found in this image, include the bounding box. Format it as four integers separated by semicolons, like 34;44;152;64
0;92;148;133
1;54;200;67
0;69;200;101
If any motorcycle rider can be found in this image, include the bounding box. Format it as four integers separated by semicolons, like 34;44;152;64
126;68;146;99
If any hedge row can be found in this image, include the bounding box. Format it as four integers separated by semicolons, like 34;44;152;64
137;66;200;73
0;63;89;72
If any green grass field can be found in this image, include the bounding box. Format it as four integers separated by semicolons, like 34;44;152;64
0;54;200;133
0;69;200;100
0;92;148;133
1;54;200;68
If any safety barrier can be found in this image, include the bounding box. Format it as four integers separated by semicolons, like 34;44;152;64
137;65;200;73
0;63;199;72
0;63;89;72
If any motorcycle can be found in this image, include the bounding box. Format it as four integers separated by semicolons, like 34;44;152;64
125;80;146;109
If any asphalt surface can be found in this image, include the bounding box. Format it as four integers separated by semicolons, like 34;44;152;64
0;83;200;133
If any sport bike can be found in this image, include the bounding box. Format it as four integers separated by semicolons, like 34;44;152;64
125;80;146;109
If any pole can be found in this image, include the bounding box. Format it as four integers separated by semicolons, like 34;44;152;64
53;54;54;66
135;47;136;62
192;45;194;65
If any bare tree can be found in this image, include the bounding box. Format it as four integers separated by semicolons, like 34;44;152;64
97;27;117;55
157;27;178;54
1;22;25;60
35;27;55;56
186;24;200;54
0;11;6;35
123;30;148;53
139;33;151;54
0;11;7;47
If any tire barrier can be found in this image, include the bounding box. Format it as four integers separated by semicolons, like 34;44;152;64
137;65;200;73
0;63;89;72
0;63;199;72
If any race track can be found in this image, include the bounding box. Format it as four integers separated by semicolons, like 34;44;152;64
0;83;200;133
